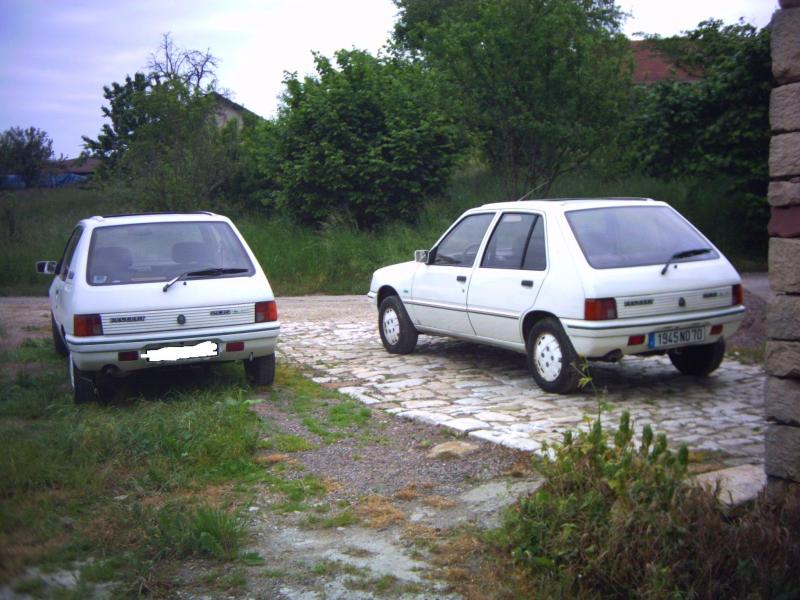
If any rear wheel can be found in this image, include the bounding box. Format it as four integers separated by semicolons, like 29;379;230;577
378;295;418;354
51;313;68;357
245;353;276;386
668;339;725;376
69;354;96;404
527;318;581;394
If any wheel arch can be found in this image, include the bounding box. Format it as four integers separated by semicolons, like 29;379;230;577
522;310;559;349
377;285;400;308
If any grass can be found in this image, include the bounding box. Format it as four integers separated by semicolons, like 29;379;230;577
0;168;767;297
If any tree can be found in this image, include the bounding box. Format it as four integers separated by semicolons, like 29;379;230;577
246;49;464;228
147;32;219;90
0;126;55;186
393;0;632;197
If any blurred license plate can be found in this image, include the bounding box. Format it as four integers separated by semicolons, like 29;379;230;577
649;327;704;349
143;341;218;362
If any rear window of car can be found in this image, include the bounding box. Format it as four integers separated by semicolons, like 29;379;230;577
86;221;254;286
566;205;718;269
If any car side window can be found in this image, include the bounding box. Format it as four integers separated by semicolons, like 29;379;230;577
522;215;547;270
481;213;537;269
57;227;83;281
432;213;494;267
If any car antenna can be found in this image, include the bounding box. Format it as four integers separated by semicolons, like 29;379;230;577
516;182;547;202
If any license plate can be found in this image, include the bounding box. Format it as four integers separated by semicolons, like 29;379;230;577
142;340;219;362
648;327;705;349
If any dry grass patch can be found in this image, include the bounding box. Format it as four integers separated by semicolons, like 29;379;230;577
355;495;406;529
256;453;291;465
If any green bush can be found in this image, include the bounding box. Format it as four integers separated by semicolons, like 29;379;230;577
500;412;800;598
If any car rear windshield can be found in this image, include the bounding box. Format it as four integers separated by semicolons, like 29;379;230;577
86;221;254;286
566;206;718;269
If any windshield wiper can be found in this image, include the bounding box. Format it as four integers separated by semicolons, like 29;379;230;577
661;248;711;275
162;268;247;292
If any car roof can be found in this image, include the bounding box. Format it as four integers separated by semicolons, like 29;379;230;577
478;197;666;211
79;211;230;228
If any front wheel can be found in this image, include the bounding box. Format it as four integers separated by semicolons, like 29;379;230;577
69;354;96;404
378;296;418;354
244;353;276;386
668;339;725;376
527;318;580;394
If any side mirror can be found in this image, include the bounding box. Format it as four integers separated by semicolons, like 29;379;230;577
414;249;429;264
36;261;57;275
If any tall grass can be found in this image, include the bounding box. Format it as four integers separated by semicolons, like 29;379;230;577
0;169;766;297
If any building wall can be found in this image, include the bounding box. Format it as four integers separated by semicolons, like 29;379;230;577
766;0;800;483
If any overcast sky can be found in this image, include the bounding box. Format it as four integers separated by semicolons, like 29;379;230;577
0;0;779;158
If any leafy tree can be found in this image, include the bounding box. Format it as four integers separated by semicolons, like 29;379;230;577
247;49;464;228
393;0;632;197
0;126;56;186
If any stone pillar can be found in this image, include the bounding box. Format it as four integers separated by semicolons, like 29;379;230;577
766;1;800;484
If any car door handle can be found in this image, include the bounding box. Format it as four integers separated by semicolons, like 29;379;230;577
521;280;533;288
457;275;467;283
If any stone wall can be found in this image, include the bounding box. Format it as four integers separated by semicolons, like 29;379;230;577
766;1;800;483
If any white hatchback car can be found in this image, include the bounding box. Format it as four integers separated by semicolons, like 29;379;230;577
368;198;745;394
37;212;280;403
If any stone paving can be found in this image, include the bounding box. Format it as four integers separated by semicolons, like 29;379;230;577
277;302;766;467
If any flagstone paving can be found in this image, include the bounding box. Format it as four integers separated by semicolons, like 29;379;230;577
276;297;766;467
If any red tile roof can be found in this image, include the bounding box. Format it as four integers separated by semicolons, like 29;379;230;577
631;40;702;84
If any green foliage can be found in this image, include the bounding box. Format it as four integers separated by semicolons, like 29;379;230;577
620;20;772;252
143;503;246;560
500;411;800;598
393;0;631;197
0;126;56;186
246;49;463;228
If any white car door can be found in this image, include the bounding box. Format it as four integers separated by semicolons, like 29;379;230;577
407;212;495;336
467;212;548;346
52;226;84;331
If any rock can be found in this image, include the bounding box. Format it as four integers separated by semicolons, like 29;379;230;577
767;294;800;340
693;464;766;507
770;132;800;178
765;341;800;378
426;440;479;459
766;424;800;481
769;179;800;207
766;375;800;425
772;9;800;84
769;205;800;238
771;82;800;133
768;238;800;293
781;0;800;9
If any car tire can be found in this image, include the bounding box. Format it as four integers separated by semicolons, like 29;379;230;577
245;353;276;386
51;313;68;357
527;318;581;394
668;339;725;376
69;354;96;404
378;295;418;355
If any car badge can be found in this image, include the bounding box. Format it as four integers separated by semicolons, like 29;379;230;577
177;314;186;325
678;297;686;307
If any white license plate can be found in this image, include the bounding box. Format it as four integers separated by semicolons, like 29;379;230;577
142;340;219;362
648;327;705;349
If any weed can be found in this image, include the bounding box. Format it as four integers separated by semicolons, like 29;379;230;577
305;509;359;529
144;503;246;560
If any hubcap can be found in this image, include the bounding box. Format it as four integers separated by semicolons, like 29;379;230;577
382;308;401;346
534;332;562;382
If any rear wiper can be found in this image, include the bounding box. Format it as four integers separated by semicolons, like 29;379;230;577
661;248;711;275
163;268;247;292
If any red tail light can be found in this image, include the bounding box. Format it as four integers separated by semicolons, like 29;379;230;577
226;341;244;352
710;324;723;335
732;284;743;306
585;298;617;321
255;300;278;323
74;314;103;337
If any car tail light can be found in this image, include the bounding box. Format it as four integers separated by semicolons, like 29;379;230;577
732;284;743;306
585;298;617;321
74;314;103;337
255;300;278;323
628;335;645;346
226;341;244;352
710;324;723;335
118;351;139;361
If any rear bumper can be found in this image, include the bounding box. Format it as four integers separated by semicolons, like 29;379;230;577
66;323;280;372
562;306;745;358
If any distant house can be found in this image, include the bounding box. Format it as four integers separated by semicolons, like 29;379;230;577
208;92;260;129
630;40;702;85
60;157;101;176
